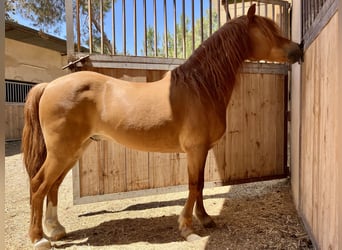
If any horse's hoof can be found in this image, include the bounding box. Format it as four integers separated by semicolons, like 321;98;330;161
34;238;51;250
44;220;66;241
48;227;66;241
186;233;202;242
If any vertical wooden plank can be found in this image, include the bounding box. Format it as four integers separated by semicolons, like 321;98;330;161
149;152;174;188
79;141;101;196
172;152;188;186
103;141;127;193
334;4;342;249
300;41;315;231
225;74;244;181
125;149;149;191
205;138;225;183
338;4;342;249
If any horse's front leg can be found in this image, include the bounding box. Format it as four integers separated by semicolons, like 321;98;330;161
179;147;214;241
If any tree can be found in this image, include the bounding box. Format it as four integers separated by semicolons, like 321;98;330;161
5;0;114;53
143;9;219;59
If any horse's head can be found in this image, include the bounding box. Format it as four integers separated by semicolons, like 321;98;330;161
246;4;303;64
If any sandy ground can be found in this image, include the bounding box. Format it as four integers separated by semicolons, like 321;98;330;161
5;141;313;249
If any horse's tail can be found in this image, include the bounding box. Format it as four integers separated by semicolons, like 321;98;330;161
22;82;48;181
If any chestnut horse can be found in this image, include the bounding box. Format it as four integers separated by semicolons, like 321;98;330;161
22;5;302;249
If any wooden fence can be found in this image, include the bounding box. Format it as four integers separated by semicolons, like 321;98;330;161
5;103;24;140
73;63;289;204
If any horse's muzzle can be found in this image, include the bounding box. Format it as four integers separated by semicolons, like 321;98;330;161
287;41;304;64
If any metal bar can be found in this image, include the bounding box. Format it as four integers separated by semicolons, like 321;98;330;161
173;0;177;58
154;0;157;56
76;0;80;52
112;0;115;55
134;0;137;56
144;0;147;56
302;0;305;37
200;0;203;42
65;0;74;56
209;0;212;35
182;0;186;58
100;0;104;54
265;3;268;17
285;3;289;38
88;0;92;53
234;0;237;18
310;0;313;21
242;0;245;15
122;0;126;56
272;3;275;21
217;0;221;27
280;4;283;35
164;0;168;57
192;0;195;51
225;0;229;21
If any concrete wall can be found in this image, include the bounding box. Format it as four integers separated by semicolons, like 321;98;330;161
5;37;68;140
5;38;67;83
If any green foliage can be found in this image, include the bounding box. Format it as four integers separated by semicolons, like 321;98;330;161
143;9;219;59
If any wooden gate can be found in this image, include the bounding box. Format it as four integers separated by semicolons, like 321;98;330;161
72;63;289;204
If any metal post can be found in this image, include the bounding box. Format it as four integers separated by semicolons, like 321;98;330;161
182;0;186;58
134;0;137;56
173;0;177;58
164;0;168;57
112;0;116;55
100;0;104;54
154;0;157;56
88;0;93;53
122;0;126;56
65;0;75;57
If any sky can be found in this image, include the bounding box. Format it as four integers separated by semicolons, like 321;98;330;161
9;0;216;57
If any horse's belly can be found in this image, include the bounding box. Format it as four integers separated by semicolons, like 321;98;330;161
98;127;183;153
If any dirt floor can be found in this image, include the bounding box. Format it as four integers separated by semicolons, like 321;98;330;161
5;141;313;249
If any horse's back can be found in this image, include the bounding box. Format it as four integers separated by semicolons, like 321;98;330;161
38;71;184;152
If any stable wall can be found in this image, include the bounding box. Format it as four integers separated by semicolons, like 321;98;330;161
5;38;67;83
291;10;341;249
4;38;68;140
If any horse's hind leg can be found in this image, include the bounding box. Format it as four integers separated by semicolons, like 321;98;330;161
44;173;67;241
30;152;79;249
43;139;91;241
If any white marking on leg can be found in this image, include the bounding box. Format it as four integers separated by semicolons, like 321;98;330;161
44;201;66;240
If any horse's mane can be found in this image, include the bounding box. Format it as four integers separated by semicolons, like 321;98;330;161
171;16;251;105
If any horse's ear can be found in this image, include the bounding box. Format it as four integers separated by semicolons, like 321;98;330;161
247;4;256;20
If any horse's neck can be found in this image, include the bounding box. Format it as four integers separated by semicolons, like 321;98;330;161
175;22;249;108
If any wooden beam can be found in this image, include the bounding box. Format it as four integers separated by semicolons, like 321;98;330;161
74;53;289;74
0;0;5;245
338;2;342;249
